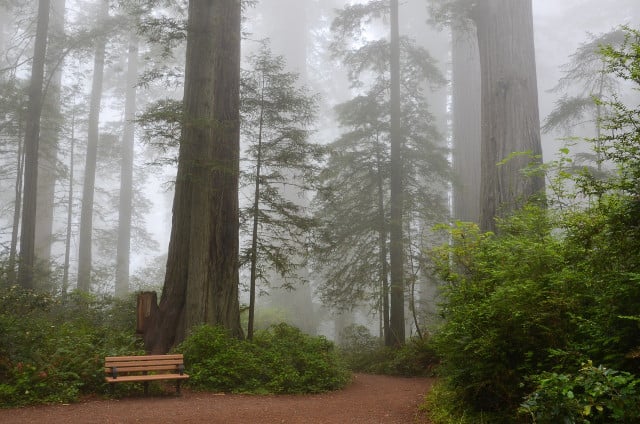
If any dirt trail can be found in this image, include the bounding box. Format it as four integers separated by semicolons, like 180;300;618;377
0;373;434;423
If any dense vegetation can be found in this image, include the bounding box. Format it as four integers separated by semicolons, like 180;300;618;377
0;286;351;407
425;27;640;424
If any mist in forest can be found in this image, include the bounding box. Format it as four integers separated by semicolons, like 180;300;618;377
0;0;638;342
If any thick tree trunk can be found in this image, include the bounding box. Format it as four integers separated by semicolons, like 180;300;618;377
8;123;25;285
77;0;108;292
18;0;50;290
145;0;243;354
34;0;65;271
452;28;481;224
388;0;405;346
62;111;76;294
473;0;545;232
115;32;139;297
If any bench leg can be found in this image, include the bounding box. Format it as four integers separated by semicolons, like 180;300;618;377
176;380;182;396
143;381;149;395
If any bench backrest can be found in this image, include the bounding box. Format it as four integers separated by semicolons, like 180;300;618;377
104;354;185;375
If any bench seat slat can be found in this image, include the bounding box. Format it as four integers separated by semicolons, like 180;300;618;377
105;359;183;368
104;365;183;373
105;374;189;383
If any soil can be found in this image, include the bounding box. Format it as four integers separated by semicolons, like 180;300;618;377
0;374;434;423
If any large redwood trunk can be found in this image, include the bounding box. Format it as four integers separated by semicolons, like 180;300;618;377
145;0;243;354
473;0;545;232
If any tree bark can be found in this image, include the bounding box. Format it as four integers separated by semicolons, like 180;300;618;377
34;0;65;271
388;0;405;346
145;0;243;354
473;0;545;233
452;28;481;224
115;32;139;297
77;0;108;292
18;0;50;290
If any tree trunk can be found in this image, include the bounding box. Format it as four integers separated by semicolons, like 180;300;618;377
77;0;108;292
8;121;25;285
374;133;390;346
62;109;76;294
144;0;243;354
473;0;545;233
247;74;265;340
452;28;481;224
34;0;65;272
388;0;405;346
115;32;138;297
18;0;50;290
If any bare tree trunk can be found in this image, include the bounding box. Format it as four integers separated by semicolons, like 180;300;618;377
35;0;65;271
452;28;481;224
473;0;545;232
247;74;265;340
62;109;76;295
18;0;50;290
115;32;138;297
8;121;25;285
388;0;405;346
77;0;108;292
374;133;390;346
145;0;243;354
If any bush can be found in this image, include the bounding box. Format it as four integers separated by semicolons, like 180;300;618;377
520;361;640;423
177;323;350;394
337;324;438;376
0;287;143;407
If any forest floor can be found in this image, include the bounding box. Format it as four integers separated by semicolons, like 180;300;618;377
0;373;434;423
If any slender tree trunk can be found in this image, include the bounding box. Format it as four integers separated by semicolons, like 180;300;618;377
388;0;405;346
473;0;545;232
8;121;25;285
452;28;481;224
18;0;50;290
77;0;108;292
62;109;76;295
34;0;65;271
115;32;139;297
145;0;243;354
247;75;266;340
374;134;390;346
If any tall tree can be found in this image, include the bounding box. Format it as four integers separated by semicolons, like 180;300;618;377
18;0;50;289
472;0;545;232
77;0;108;292
144;0;243;354
388;0;404;346
115;30;139;297
323;0;448;345
34;0;65;271
240;43;321;339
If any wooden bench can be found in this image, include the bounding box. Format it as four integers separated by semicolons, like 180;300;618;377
104;354;189;395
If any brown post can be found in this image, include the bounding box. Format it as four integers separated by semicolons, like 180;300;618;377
136;291;158;335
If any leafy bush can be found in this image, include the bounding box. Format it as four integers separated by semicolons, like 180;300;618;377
520;361;640;423
177;323;350;394
0;287;143;407
337;324;438;376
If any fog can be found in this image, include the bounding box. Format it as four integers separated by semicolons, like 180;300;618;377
1;0;638;339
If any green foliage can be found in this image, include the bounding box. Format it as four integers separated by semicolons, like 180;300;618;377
337;324;438;376
177;323;350;394
0;287;143;407
520;362;640;423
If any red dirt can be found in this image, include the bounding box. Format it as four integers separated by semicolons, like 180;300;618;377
0;374;434;423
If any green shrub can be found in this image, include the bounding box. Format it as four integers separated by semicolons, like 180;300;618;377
0;287;143;407
177;323;350;394
520;361;640;423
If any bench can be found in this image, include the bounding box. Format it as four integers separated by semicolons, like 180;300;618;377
104;354;189;395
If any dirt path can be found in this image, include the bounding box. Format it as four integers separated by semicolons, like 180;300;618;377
0;374;434;423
